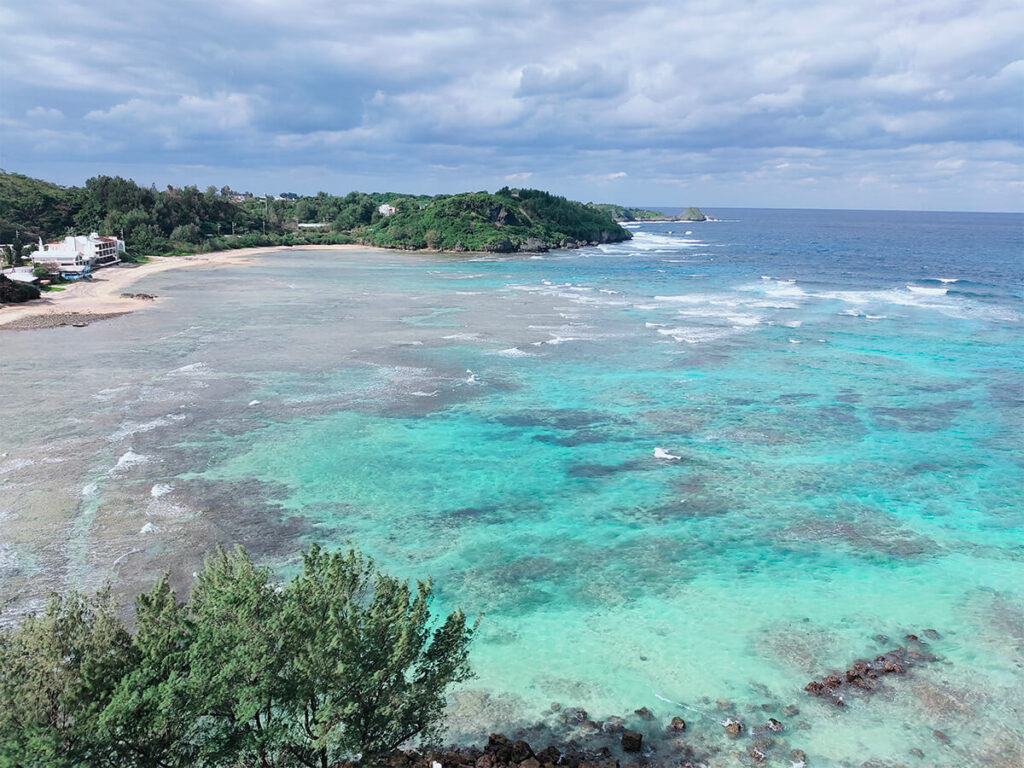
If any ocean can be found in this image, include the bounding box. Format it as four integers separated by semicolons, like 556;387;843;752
1;208;1022;765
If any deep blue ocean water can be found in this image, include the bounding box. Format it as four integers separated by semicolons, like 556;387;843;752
1;208;1022;765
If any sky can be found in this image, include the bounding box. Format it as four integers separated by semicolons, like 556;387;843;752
1;0;1021;211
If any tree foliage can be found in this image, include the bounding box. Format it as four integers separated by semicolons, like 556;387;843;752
0;171;630;257
0;545;477;768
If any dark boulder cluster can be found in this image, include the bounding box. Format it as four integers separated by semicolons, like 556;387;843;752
804;633;938;706
120;292;157;299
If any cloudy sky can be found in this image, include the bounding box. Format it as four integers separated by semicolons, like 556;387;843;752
1;0;1021;210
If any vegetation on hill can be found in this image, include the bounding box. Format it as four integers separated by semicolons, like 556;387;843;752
366;188;630;252
589;203;707;222
0;172;629;258
0;544;476;768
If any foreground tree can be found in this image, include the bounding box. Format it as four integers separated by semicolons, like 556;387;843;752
284;545;477;767
0;545;477;768
0;590;133;768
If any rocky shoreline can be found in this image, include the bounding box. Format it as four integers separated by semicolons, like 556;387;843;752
371;633;943;768
0;310;130;330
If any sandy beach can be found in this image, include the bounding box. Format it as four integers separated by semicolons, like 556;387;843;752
0;244;383;330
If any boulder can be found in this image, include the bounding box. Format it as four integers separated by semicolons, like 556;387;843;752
765;718;784;733
634;707;655;721
536;746;561;765
723;719;744;737
669;716;686;731
601;716;625;733
621;731;643;752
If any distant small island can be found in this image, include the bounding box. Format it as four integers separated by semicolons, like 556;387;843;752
589;203;708;222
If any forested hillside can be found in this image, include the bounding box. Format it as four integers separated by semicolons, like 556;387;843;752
0;172;629;257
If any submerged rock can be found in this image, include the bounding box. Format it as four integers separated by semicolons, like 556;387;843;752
669;716;687;731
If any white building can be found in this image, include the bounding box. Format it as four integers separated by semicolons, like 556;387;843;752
30;232;125;270
378;204;396;217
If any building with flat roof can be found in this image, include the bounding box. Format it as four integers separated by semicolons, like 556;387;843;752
30;232;125;269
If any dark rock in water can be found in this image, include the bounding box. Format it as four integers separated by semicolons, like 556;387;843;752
933;730;949;743
563;707;588;724
923;628;941;640
509;741;534;763
723;719;744;737
716;698;734;711
535;746;560;765
634;706;655;721
782;704;800;716
581;720;601;733
601;716;625;733
747;745;766;762
804;681;825;695
550;702;561;712
765;718;784;732
520;759;540;768
669;716;686;731
906;634;919;642
789;748;807;763
875;634;889;644
621;731;643;752
910;747;924;758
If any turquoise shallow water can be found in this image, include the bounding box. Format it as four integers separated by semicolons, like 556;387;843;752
1;209;1022;765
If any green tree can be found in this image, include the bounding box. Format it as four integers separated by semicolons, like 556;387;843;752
282;545;476;767
186;547;291;768
99;577;195;767
0;589;134;768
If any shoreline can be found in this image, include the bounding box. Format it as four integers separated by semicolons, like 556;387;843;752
0;244;389;330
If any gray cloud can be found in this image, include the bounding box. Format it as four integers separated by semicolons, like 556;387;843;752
0;0;1020;210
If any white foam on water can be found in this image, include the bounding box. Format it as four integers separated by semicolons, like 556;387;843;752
139;522;159;535
657;326;738;344
906;285;948;296
0;458;34;475
443;332;482;341
788;338;802;344
411;390;439;397
151;483;172;498
112;451;149;473
493;347;534;358
81;482;98;497
107;413;187;442
654;447;681;460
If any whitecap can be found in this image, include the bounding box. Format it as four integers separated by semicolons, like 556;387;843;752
788;338;802;344
443;332;482;341
112;451;149;472
410;390;439;397
151;483;172;498
654;447;681;460
906;285;948;296
81;482;98;497
495;347;533;358
139;522;159;535
248;400;260;406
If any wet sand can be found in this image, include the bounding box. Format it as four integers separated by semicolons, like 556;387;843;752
0;244;386;330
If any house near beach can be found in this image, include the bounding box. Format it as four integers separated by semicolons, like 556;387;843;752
29;232;126;278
